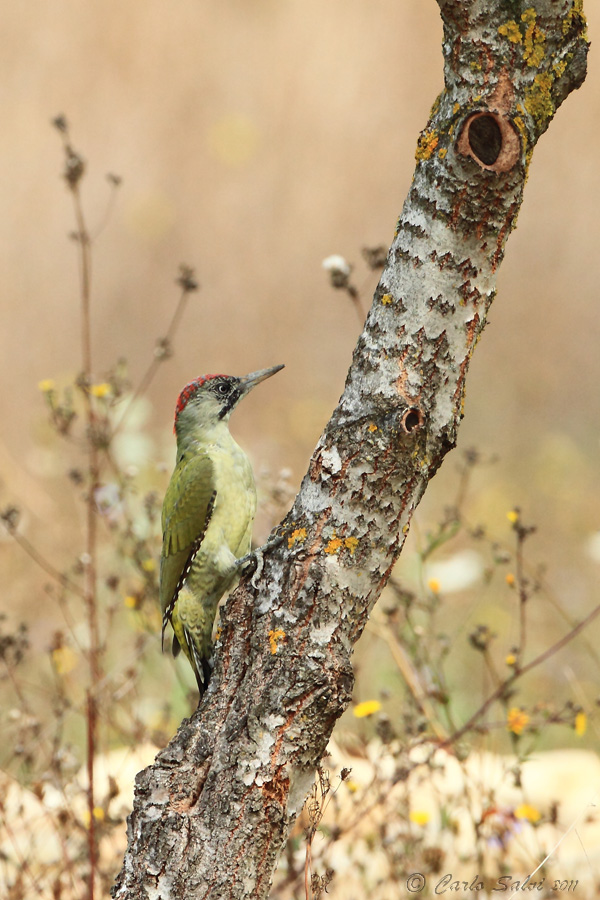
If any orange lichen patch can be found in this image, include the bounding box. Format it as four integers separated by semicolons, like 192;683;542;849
268;628;286;655
287;527;307;549
344;536;359;555
415;129;439;161
368;423;378;433
381;293;393;305
324;536;343;555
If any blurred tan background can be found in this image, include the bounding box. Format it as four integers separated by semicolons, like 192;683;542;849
1;1;600;741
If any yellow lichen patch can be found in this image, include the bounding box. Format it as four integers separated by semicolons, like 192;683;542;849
562;0;588;39
287;527;307;549
498;20;522;44
344;536;359;555
268;628;286;655
507;707;530;735
415;130;439;162
515;804;541;824
215;626;222;641
525;70;554;123
353;700;381;718
368;423;378;433
452;102;460;116
438;147;447;159
522;8;546;68
324;536;343;555
381;293;393;305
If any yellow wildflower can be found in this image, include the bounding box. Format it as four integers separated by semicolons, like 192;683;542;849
51;646;78;675
353;700;381;719
38;379;56;392
83;807;105;827
574;711;587;737
90;382;112;398
505;573;516;586
409;810;431;826
507;510;519;524
515;803;541;823
428;578;440;594
507;707;530;735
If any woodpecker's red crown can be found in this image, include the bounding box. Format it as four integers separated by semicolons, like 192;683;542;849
173;374;228;428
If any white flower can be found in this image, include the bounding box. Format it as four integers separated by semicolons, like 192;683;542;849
322;254;351;276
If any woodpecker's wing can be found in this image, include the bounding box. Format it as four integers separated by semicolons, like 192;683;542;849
159;452;217;633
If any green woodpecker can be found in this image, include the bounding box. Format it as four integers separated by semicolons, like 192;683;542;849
160;364;284;693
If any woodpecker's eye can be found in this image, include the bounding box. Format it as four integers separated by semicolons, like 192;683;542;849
216;382;230;395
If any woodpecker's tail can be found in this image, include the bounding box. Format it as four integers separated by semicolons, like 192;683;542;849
183;626;212;696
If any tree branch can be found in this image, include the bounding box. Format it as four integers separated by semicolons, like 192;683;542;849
112;2;589;898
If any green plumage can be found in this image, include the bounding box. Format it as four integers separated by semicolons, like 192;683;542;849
159;366;283;693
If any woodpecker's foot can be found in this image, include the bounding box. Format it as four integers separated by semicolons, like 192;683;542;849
238;535;283;587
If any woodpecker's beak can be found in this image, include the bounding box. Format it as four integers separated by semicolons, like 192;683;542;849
239;364;285;394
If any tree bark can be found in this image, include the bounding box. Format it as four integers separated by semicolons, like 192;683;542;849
112;2;588;898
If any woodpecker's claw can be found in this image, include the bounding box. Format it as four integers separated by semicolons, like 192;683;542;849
238;534;283;587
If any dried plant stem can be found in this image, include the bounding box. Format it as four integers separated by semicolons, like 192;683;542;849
442;602;600;748
68;166;101;900
112;282;192;438
5;529;84;598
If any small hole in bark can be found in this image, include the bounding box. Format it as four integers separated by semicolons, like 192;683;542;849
468;114;502;166
402;408;423;433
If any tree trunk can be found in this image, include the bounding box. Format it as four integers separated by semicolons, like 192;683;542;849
112;2;588;898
